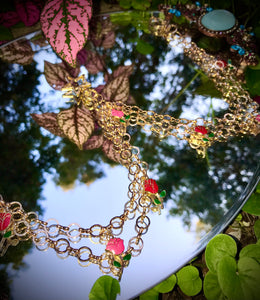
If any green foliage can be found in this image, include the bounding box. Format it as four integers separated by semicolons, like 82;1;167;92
205;234;237;273
0;25;13;41
119;0;151;10
194;74;222;98
242;184;260;216
88;276;120;300
239;244;260;264
196;36;223;52
218;256;260;300
140;274;176;300
245;67;260;96
204;271;226;300
176;266;202;296
254;219;260;240
136;39;154;55
203;221;260;300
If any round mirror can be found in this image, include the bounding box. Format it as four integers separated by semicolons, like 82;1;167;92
0;1;259;299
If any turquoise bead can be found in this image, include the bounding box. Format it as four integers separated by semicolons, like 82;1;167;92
201;10;236;31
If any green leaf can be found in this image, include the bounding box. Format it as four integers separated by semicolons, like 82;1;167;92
139;288;159;300
154;274;176;293
197;36;223;52
203;271;226;300
239;244;260;264
242;192;260;216
245;67;260;96
110;12;132;26
132;0;151;10
194;75;222;98
217;256;260;300
89;275;120;300
254;219;260;240
0;25;13;41
205;234;237;273
136;39;154;55
119;0;132;9
176;266;202;296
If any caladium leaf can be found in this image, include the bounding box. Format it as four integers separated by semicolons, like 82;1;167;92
31;112;66;137
102;31;115;49
58;106;95;149
85;50;105;75
102;75;129;103
15;0;40;27
44;61;71;90
104;64;133;82
40;0;92;67
0;40;34;65
83;135;104;150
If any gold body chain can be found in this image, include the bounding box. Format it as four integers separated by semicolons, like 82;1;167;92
0;14;259;279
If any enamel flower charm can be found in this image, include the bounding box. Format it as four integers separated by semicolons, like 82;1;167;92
106;238;125;255
144;179;159;194
0;213;11;231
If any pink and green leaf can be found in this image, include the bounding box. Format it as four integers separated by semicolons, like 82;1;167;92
40;0;92;67
57;106;95;149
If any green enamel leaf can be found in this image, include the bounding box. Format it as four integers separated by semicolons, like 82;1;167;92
205;234;237;273
89;275;120;300
254;219;260;240
242;192;260;216
154;274;176;293
176;266;202;296
217;256;260;300
3;231;11;238
160;190;166;197
123;253;131;261
113;261;121;268
239;244;260;264
204;271;226;300
154;198;161;205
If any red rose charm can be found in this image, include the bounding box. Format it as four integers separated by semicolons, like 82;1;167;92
144;179;159;194
195;126;208;135
0;213;11;231
106;238;124;255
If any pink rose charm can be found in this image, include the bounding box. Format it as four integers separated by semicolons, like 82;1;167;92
256;115;260;122
106;238;125;255
0;213;11;231
111;109;124;118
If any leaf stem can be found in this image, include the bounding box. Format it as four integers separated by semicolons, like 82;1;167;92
160;70;200;114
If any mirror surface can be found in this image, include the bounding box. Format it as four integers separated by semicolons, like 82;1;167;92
0;8;259;300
